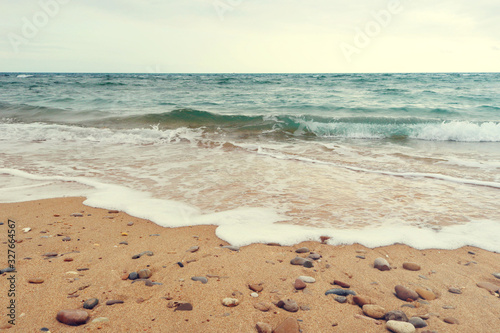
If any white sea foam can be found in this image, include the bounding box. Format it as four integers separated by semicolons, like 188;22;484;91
1;168;499;252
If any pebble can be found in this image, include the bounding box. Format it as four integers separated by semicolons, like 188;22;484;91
356;255;366;259
249;284;263;292
222;245;240;251
334;296;347;303
448;287;462;294
22;227;31;233
353;295;373;307
402;262;421;271
274;317;300;333
250;292;259;298
418;275;429;280
300;305;311;311
177;262;184;267
295;247;309;253
174;303;193;311
119;241;128;245
64;258;73;262
294;279;306;290
307;253;321;260
105;300;124;306
128;272;138;280
374;257;391;271
131;251;154;259
91;317;109;323
277;299;299;312
443;317;459;324
127;222;134;226
395;285;419;301
29;278;44;284
493;273;500;280
384;310;409;322
477;282;500;293
386;320;416;333
0;268;16;274
83;298;99;310
192;276;208;284
40;328;50;331
325;288;356;296
298;276;315;283
409;317;427;328
333;279;350;288
363;304;386;319
290;257;308;265
56;309;89;326
43;252;58;257
70;213;83;217
303;261;314;268
415;288;436;301
62;236;71;242
253;302;272;312
256;322;273;333
222;298;239;307
121;232;128;236
186;246;199;253
442;305;455;309
138;269;152;279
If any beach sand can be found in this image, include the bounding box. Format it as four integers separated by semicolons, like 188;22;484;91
1;197;499;332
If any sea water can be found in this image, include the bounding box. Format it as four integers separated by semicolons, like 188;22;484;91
1;73;499;251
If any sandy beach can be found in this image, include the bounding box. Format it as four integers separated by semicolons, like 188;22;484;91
1;197;499;332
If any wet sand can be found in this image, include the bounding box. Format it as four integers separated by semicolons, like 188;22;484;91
0;197;499;332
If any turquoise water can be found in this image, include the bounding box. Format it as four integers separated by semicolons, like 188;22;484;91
1;73;500;250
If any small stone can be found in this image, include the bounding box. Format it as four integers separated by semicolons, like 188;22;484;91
187;246;199;253
325;288;356;296
401;304;416;309
256;322;272;333
356;255;366;259
108;210;119;213
363;304;386;319
120;273;129;280
250;292;259;298
303;261;314;268
409;317;427;328
128;272;138;280
334;296;347;303
295;247;309;253
83;298;99;310
290;257;307;265
175;303;193;311
192;276;208;284
415;288;436;300
300;305;311;311
119;241;128;245
70;213;83;217
64;258;73;262
443;317;459;324
395;285;419;301
274;317;300;333
418;275;429;280
442;305;455;309
40;327;50;331
307;253;321;260
385;310;409;322
278;299;299;312
138;269;152;279
105;300;124;306
127;222;134;226
386;320;416;333
333;280;350;288
121;232;128;236
448;287;462;294
91;317;109;323
418;300;430;305
43;252;58;257
477;282;500;293
62;236;71;242
56;309;89;326
249;284;263;292
29;278;44;284
222;298;239;307
298;276;315;283
493;273;500;280
177;262;184;267
222;245;240;251
294;279;306;290
254;302;272;312
353;296;373;307
402;262;421;271
374;257;391;271
22;227;31;233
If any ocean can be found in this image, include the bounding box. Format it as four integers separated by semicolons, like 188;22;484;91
1;73;499;251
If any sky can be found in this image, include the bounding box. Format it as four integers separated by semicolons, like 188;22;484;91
0;0;499;73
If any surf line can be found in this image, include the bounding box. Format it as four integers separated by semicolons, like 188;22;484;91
252;147;500;190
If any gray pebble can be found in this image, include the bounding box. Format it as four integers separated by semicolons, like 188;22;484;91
442;305;455;309
492;273;500;280
409;317;428;328
222;245;240;251
290;257;307;265
83;298;99;310
334;296;347;303
295;247;309;253
418;275;429;280
191;276;208;284
303;261;314;268
128;272;138;280
325;288;356;296
448;287;462;294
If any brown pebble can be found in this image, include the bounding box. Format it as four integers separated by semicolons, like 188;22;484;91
254;302;272;312
56;309;89;326
28;278;44;284
121;273;129;280
395;285;419;301
105;300;124;305
402;262;421;271
444;317;459;324
294;279;307;290
108;210;119;213
353;295;373;307
64;258;74;262
249;284;263;292
174;303;193;311
477;282;500;294
256;322;273;333
416;288;436;300
333;280;350;288
274;317;300;333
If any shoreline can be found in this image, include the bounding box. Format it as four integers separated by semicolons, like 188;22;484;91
1;197;499;332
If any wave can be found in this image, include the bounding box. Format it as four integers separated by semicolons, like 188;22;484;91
2;105;500;142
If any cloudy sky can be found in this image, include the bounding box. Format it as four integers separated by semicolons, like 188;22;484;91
1;0;499;73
